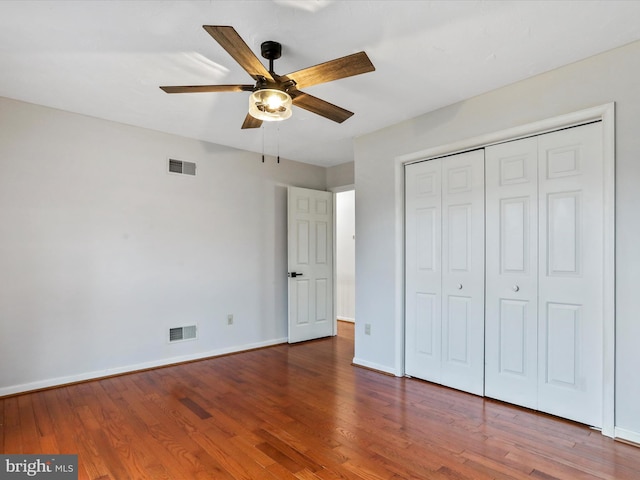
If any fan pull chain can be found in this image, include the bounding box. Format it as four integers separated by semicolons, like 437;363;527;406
259;125;281;165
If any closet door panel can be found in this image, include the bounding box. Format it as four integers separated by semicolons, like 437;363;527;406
485;137;538;409
441;150;485;396
537;122;603;428
405;160;442;382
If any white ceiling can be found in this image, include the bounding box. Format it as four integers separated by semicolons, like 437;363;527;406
2;1;640;167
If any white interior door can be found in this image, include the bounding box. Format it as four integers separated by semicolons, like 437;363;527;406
485;137;539;409
440;151;485;395
485;122;604;428
537;122;603;427
405;150;485;395
287;186;334;343
405;159;443;383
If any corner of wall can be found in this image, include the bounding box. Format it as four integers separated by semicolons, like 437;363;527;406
326;161;355;189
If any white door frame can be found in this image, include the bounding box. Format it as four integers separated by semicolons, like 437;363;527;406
330;184;355;335
393;103;615;437
292;184;355;341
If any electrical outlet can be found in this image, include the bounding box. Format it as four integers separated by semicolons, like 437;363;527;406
227;314;233;325
365;323;371;335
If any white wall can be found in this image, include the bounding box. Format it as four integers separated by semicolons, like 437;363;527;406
0;96;326;395
326;162;354;189
354;40;640;440
335;190;355;322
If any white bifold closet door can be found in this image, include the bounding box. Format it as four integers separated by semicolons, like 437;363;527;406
485;136;539;409
485;122;604;428
405;150;485;396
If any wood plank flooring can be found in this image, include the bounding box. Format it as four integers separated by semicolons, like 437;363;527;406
2;321;639;479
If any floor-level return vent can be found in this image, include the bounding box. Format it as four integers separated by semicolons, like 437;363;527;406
168;158;196;176
169;325;197;343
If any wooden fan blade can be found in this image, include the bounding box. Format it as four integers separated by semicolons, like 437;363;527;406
291;91;354;123
160;85;254;94
203;26;274;82
286;52;375;89
241;113;263;129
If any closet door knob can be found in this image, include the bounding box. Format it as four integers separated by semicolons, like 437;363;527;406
457;283;463;290
513;285;520;292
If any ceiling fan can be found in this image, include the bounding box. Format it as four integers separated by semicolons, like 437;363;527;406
160;25;375;129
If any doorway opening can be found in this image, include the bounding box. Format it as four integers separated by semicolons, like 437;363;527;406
335;189;355;339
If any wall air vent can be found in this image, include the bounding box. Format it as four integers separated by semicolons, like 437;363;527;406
168;158;196;176
169;325;197;343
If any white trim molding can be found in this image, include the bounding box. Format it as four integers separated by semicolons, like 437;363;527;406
353;357;402;377
0;337;288;398
393;103;616;438
615;427;640;446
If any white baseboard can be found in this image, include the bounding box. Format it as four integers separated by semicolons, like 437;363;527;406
0;337;288;397
352;357;402;376
615;427;640;445
337;317;355;323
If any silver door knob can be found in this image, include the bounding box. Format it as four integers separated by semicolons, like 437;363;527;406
457;283;463;290
513;285;520;292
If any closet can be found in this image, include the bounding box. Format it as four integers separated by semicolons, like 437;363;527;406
405;122;605;427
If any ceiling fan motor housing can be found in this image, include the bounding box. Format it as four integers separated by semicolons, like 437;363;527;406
261;41;282;60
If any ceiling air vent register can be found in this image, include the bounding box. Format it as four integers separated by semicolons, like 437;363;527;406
168;158;196;176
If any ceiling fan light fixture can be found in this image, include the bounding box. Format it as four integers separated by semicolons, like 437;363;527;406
249;89;292;122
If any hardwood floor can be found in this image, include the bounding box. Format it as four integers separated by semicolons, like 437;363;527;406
2;321;639;479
